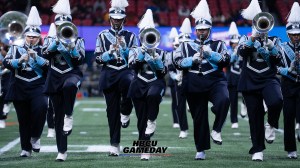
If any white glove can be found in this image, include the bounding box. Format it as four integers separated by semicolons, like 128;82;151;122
108;44;116;55
141;46;147;54
154;53;160;59
19;54;29;63
27;49;37;60
192;52;201;63
264;39;274;49
202;45;212;55
251;28;260;38
68;42;76;50
289;60;296;72
118;36;126;49
175;74;182;81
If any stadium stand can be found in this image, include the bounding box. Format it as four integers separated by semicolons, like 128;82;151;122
0;0;297;27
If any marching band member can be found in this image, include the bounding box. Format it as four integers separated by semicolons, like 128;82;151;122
167;27;180;129
128;9;166;160
45;23;56;138
0;41;11;128
226;21;242;129
277;2;300;159
173;0;230;160
42;0;85;161
171;18;193;138
3;6;48;157
94;0;137;156
238;0;283;161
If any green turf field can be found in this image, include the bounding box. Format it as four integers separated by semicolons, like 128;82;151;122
0;97;299;168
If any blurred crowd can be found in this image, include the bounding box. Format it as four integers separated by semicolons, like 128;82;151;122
0;0;296;27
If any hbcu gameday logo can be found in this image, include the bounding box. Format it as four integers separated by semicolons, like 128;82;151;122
123;140;168;154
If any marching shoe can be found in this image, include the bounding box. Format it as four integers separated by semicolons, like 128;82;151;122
30;137;41;152
63;115;73;136
120;114;130;128
141;153;150;161
195;151;206;160
56;152;67;161
47;128;55;138
145;120;156;137
252;152;263;161
296;123;300;142
179;130;188;139
0;120;5;128
173;123;180;128
3;103;11;114
20;150;31;157
240;103;247;118
211;130;222;145
287;151;297;159
265;122;275;144
109;145;120;156
231;123;239;129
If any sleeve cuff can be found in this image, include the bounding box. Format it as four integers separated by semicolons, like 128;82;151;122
11;59;20;69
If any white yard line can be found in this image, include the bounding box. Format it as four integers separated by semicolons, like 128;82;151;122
0;138;20;155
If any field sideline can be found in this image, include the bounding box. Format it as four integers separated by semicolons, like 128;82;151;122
0;97;299;168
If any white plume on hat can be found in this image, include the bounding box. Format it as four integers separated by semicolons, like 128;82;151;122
26;6;42;27
286;2;300;34
169;27;179;39
109;0;129;19
228;22;239;36
179;18;192;34
137;9;155;30
287;2;300;23
48;23;57;37
111;0;129;10
53;0;71;15
24;6;42;37
241;0;262;20
190;0;211;23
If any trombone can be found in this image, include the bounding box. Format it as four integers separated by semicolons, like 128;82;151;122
252;12;274;43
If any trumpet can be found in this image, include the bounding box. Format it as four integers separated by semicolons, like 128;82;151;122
57;22;78;50
252;12;274;42
139;27;160;59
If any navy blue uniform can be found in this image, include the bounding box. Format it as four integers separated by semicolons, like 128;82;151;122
173;39;230;152
166;54;178;125
167;51;188;131
226;47;242;124
0;53;11;120
128;47;166;141
94;28;137;146
3;44;48;152
46;97;54;129
238;36;283;154
42;36;85;154
278;42;300;153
